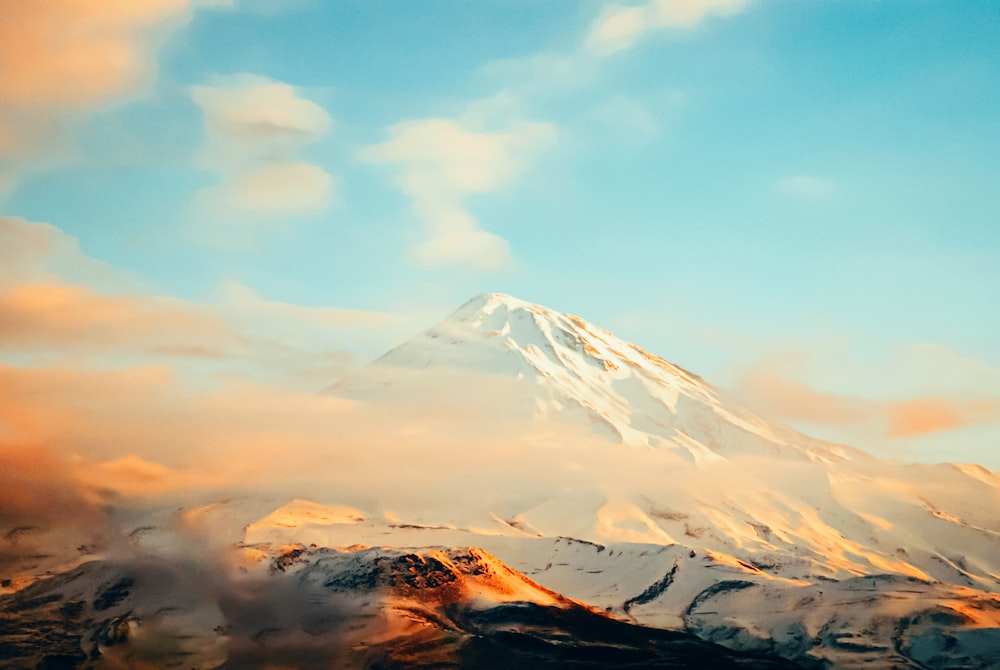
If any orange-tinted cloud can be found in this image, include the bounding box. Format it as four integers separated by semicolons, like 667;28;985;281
731;367;871;426
0;0;188;112
0;0;193;188
0;443;115;578
0;219;403;385
0;444;98;523
885;397;1000;438
0;217;130;290
732;359;1000;441
0;277;366;386
0;282;233;352
0;365;178;460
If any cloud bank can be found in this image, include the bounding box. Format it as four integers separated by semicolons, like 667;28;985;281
0;0;195;188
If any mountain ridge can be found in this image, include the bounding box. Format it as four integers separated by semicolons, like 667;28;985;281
328;291;854;465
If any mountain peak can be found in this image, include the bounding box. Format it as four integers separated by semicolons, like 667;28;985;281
329;293;846;464
451;292;546;321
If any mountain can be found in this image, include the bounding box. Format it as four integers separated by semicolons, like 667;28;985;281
327;292;851;464
4;293;999;669
0;543;804;669
318;292;1000;668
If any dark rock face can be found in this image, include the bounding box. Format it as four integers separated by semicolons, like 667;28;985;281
350;600;807;669
93;577;133;611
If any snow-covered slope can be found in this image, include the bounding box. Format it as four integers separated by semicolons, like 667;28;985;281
316;292;1000;668
233;498;1000;669
318;294;1000;590
327;292;850;464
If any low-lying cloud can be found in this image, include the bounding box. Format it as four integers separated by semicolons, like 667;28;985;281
0;218;406;388
731;358;1000;443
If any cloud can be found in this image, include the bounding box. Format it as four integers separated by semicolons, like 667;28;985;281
192;74;336;224
0;445;102;526
590;95;663;139
587;0;750;54
410;229;513;270
0;0;194;187
219;281;395;331
0;277;366;388
363;0;751;270
0;219;403;387
0;281;233;354
0;217;134;291
193;74;332;153
777;174;838;200
885;397;1000;439
731;353;1000;442
360;118;556;270
198;161;335;218
731;367;871;427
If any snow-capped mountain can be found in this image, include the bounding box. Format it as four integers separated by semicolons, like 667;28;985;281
327;292;851;464
4;293;999;669
318;292;1000;668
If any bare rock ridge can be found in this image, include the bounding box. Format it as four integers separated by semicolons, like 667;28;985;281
0;545;804;669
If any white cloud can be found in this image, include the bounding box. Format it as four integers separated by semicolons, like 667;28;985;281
777;174;837;200
192;74;335;225
361;1;750;270
588;0;750;54
360;118;555;270
193;74;331;155
410;230;512;271
591;95;662;138
197;161;335;218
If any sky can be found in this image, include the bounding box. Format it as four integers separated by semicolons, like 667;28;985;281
1;0;999;467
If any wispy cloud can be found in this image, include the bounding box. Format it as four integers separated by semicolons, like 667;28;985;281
192;74;336;225
777;174;838;200
0;219;403;388
884;397;1000;438
731;350;1000;443
590;95;664;139
0;282;232;355
361;2;754;271
0;217;135;291
360;118;555;270
587;0;750;54
731;366;871;427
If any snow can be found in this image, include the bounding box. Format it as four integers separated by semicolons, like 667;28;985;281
327;292;850;464
317;292;1000;667
5;292;999;669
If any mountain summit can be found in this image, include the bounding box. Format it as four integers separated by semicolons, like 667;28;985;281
328;292;847;464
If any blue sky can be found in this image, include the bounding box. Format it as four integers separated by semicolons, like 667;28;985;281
1;0;998;465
